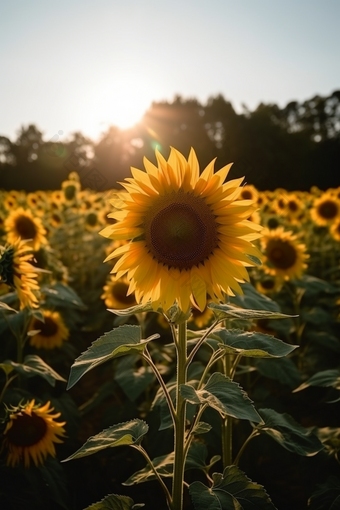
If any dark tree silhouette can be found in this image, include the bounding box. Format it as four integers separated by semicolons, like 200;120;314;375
1;91;339;192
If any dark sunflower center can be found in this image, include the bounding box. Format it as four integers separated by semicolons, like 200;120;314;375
288;200;298;212
51;213;61;224
267;217;280;229
15;215;37;239
318;200;338;219
145;194;218;270
7;411;47;446
241;190;252;200
86;213;98;226
34;316;59;337
261;277;275;290
111;282;136;305
267;239;297;269
64;185;76;201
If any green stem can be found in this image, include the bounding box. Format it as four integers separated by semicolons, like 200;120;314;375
221;416;233;468
222;353;232;468
172;321;188;510
233;429;260;466
132;445;172;508
142;348;176;425
186;319;220;367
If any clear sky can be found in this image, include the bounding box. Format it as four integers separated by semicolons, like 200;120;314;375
1;0;339;143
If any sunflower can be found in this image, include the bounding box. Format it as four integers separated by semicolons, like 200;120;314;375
330;219;340;242
310;193;340;226
188;302;214;329
28;310;69;349
2;400;66;467
49;211;63;228
61;179;81;202
261;227;309;280
255;273;283;295
101;275;137;309
100;147;262;312
285;193;305;223
239;184;259;203
0;239;40;309
26;192;40;210
4;207;47;251
84;210;100;232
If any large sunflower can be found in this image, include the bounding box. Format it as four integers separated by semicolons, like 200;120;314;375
0;239;40;309
2;400;66;467
28;309;69;349
261;227;309;280
100;147;262;312
4;207;47;251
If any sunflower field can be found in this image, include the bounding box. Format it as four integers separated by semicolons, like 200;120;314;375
1;151;340;510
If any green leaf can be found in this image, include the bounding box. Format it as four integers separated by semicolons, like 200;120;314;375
62;419;148;461
189;464;277;510
308;476;340;510
208;302;296;321
214;329;298;358
180;373;263;423
193;422;212;434
0;300;17;313
5;355;66;386
108;302;154;316
115;363;155;402
0;363;14;376
41;282;86;309
124;442;210;486
255;358;301;388
256;408;324;456
231;282;281;312
67;325;159;389
301;307;332;326
124;451;174;485
84;493;144;509
293;369;340;392
306;330;340;354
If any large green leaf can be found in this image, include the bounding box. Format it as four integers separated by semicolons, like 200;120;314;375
214;329;298;358
208;302;296;321
84;493;144;509
255;408;324;456
5;355;66;386
189;464;277;510
67;325;159;389
230;282;281;312
62;419;148;461
255;358;301;388
180;373;263;423
293;369;340;392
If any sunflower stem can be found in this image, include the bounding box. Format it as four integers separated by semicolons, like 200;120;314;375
172;320;188;510
222;353;232;468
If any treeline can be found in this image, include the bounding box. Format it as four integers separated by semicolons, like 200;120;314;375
1;91;339;192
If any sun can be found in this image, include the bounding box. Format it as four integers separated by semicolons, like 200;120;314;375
83;72;160;138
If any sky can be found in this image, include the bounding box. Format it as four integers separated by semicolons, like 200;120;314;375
1;0;339;144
